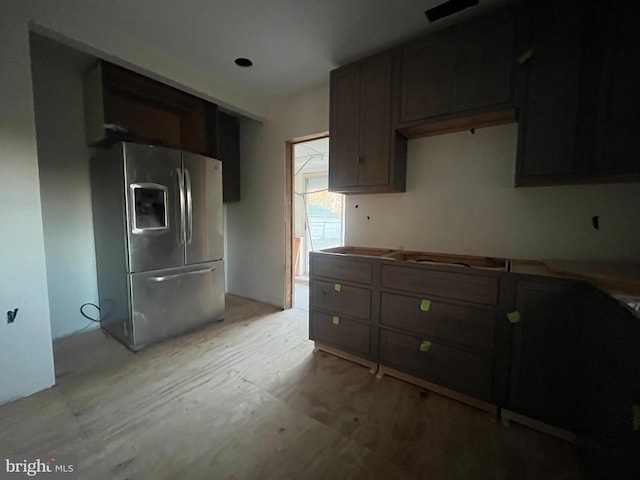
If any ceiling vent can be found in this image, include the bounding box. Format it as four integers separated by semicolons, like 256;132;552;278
425;0;479;22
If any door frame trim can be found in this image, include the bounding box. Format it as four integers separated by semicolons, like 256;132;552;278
285;131;329;309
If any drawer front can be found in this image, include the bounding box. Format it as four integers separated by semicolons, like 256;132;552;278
379;329;493;400
310;254;372;284
311;280;371;320
310;310;371;358
381;264;499;305
380;292;496;355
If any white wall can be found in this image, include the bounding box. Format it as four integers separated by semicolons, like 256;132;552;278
226;84;329;307
345;123;640;261
0;2;55;404
31;38;100;340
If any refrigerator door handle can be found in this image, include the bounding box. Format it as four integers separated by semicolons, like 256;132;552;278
148;266;215;282
185;168;193;244
176;168;185;245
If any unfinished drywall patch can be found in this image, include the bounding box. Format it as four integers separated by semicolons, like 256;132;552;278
345;123;640;260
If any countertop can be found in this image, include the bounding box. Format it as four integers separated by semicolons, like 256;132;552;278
511;259;640;296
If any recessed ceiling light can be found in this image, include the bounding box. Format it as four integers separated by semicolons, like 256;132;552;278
234;58;253;67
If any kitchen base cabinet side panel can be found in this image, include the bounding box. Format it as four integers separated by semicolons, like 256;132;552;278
309;310;373;360
379;329;493;401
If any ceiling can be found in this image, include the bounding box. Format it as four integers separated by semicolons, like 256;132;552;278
41;0;510;113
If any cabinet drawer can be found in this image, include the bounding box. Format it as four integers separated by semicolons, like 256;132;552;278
380;292;496;355
311;280;371;321
310;311;371;358
379;329;493;400
310;254;372;284
381;264;499;305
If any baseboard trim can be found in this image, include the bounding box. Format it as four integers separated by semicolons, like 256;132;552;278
500;409;576;443
313;342;378;374
377;364;498;416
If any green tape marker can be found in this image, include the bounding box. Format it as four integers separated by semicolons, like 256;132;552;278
517;48;534;65
332;315;340;325
507;311;521;324
419;340;432;352
633;404;640;432
334;283;341;292
420;299;431;312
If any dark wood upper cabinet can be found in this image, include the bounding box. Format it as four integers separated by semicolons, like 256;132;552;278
516;0;640;185
84;61;207;153
84;61;241;202
329;52;407;194
514;1;586;184
400;36;454;123
216;112;241;203
587;0;640;179
328;1;640;191
399;9;514;125
328;64;360;190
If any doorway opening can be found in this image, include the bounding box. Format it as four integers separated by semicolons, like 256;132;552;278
285;134;343;310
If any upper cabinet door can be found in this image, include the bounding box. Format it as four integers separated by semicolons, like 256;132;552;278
329;52;407;194
329;65;361;190
358;53;392;187
590;0;640;177
400;37;454;123
451;13;514;113
514;1;585;183
217;112;241;203
399;10;514;125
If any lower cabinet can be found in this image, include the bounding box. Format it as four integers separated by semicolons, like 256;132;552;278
506;276;586;430
308;250;640;469
379;329;494;401
578;287;640;479
310;310;372;359
308;252;375;360
380;292;496;355
311;280;371;321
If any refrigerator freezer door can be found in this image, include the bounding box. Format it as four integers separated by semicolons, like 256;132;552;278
128;260;225;348
124;143;184;272
182;152;224;264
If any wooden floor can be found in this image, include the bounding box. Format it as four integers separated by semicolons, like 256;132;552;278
0;295;585;479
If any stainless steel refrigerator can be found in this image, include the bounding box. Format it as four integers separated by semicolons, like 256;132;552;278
90;142;225;350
